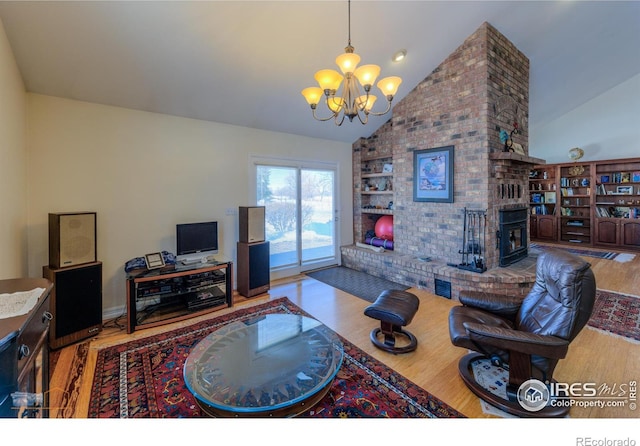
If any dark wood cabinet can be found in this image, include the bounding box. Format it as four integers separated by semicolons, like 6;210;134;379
0;279;53;418
597;218;640;248
594;218;619;246
621;220;640;248
530;215;556;241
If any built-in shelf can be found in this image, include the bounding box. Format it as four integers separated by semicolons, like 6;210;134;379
362;173;391;178
362;154;393;162
361;208;393;215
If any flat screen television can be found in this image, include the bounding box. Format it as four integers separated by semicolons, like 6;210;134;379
176;221;219;263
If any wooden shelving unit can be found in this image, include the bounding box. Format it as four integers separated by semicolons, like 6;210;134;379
593;159;640;248
559;163;592;245
529;167;557;242
529;157;640;250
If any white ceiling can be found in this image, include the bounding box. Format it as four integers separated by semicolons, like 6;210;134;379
1;1;639;144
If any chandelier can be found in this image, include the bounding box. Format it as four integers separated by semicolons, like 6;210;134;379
301;0;402;126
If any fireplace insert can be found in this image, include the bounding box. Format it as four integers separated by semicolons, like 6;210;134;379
498;208;528;266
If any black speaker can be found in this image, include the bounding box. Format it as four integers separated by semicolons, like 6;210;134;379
239;206;265;243
43;262;102;349
237;241;270;297
48;212;97;268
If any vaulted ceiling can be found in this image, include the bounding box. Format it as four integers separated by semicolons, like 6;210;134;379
1;1;638;144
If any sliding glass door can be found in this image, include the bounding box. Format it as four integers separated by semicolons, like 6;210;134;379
255;161;338;277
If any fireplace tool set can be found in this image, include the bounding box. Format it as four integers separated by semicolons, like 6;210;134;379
454;208;487;273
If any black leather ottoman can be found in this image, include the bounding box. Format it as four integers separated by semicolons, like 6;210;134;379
364;289;420;354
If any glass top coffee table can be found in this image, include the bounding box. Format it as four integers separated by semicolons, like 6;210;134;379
183;313;344;417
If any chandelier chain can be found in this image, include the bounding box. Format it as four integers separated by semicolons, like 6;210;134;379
347;0;351;47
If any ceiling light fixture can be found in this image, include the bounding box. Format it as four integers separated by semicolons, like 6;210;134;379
392;49;407;63
301;0;402;126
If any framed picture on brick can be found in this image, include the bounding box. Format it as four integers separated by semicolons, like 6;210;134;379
413;146;454;202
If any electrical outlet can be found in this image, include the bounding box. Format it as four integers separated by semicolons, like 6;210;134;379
225;208;237;216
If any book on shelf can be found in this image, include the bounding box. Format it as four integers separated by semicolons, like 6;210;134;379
532;205;551;215
560;207;573;216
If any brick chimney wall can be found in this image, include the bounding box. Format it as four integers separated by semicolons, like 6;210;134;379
352;22;530;270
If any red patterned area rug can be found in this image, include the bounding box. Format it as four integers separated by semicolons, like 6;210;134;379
588;289;640;343
88;297;464;418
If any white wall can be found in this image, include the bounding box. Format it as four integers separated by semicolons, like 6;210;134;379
0;18;27;279
530;73;640;163
26;94;353;317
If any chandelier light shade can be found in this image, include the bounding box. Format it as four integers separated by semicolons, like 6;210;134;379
301;0;402;125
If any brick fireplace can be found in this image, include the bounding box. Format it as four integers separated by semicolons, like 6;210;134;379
343;22;546;300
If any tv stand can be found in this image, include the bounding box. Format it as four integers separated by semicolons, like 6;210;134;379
126;261;232;333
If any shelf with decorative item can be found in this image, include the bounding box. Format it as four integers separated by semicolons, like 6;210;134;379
361;155;392;175
362;172;391;179
362;174;392;194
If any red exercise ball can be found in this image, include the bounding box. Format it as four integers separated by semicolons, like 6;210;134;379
375;215;394;241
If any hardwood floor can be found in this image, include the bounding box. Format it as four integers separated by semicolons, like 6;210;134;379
49;244;640;421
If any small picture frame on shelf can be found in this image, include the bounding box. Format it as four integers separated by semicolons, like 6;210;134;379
621;172;631;183
544;192;556;204
632;171;640;182
616;185;633;195
600;175;610;183
144;252;166;270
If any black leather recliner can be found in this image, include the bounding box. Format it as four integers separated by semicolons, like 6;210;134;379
449;249;596;417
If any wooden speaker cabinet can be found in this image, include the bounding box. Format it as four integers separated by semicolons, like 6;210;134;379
237;241;270;297
49;212;97;268
43;261;102;349
239;206;265;243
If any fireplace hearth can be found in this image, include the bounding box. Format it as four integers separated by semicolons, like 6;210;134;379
498;207;528;267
